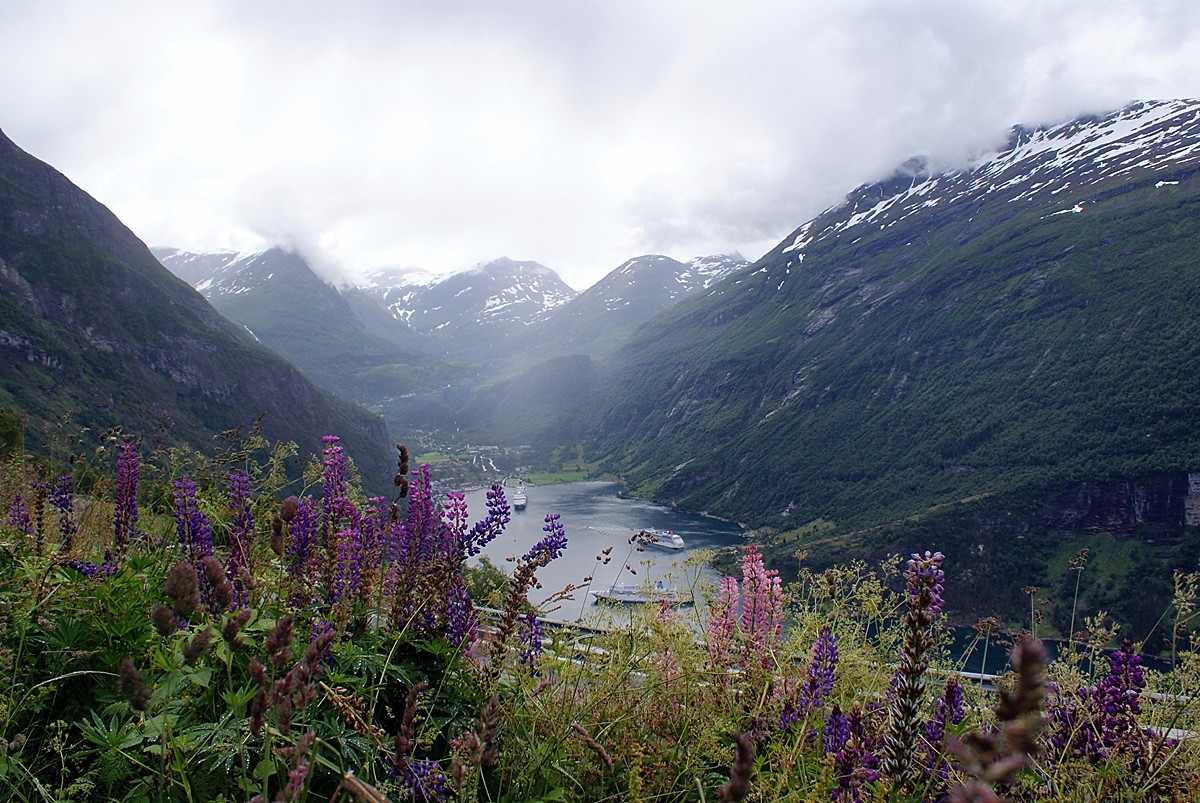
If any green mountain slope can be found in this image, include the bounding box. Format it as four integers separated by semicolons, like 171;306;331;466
587;101;1200;629
0;129;391;479
157;247;461;405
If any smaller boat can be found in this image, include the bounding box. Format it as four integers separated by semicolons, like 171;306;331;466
590;580;692;606
638;528;685;550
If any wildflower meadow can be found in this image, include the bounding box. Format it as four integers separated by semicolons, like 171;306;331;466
0;432;1197;802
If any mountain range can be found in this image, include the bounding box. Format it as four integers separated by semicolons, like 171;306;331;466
5;98;1200;636
157;244;747;442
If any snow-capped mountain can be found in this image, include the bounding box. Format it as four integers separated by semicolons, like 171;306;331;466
153;247;324;301
780;98;1200;263
347;257;578;356
680;254;752;291
154;246;441;401
595;254;749;310
521;253;751;359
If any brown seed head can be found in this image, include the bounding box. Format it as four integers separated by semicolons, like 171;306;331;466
280;496;301;522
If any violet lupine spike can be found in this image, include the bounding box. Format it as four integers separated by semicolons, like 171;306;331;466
396;757;448;803
1048;639;1148;762
462;485;511;557
823;705;852;755
7;495;33;536
826;705;881;802
331;526;364;606
523;513;568;565
807;626;839;706
226;469;254;606
441;491;469;550
925;676;965;747
444;574;477;648
61;559;118;578
405;464;438;561
518;609;544;671
783;625;839;732
908;550;946;614
285;497;321;582
306;619;336;671
49;474;77;552
920;676;965;791
361;495;388;559
112;437;140;558
488;514;568;675
319;435;358;547
172;477;214;562
383;465;437;621
173;476;222;610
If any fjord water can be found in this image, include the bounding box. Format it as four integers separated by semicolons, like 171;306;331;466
464;481;745;621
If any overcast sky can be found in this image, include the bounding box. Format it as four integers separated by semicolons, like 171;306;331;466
3;1;1199;290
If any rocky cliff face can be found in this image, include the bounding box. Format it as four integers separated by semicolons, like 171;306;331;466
1039;474;1196;542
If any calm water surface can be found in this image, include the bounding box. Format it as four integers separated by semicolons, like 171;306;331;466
463;481;745;621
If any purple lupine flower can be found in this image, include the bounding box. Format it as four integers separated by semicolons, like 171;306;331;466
172;477;214;562
397;757;448;802
306;619;336;671
319;436;361;563
173;476;223;611
285;497;320;579
523;513;568;565
49;474;77;552
360;495;388;559
805;626;839;707
112;437;140;559
442;491;469;549
404;464;438;565
462;484;510;557
782;625;839;732
383;469;432;631
487;513;568;675
1097;640;1145;732
707;575;740;670
925;676;964;746
518;609;543;671
920;676;965;790
831;741;881;802
320;436;347;513
226;469;254;606
828;705;880;802
331;526;364;606
823;705;852;755
61;559;118;578
445;574;477;648
1049;639;1150;763
739;547;784;669
7;495;33;536
907;551;946;614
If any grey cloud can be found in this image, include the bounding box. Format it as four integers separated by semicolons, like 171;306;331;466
3;1;1200;290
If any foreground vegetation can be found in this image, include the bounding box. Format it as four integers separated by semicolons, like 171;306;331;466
1;432;1198;802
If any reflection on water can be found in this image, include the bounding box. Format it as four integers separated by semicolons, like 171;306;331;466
463;481;745;622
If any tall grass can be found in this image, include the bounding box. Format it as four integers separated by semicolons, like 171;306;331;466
0;432;1197;802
